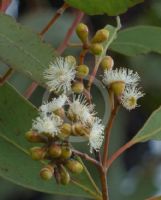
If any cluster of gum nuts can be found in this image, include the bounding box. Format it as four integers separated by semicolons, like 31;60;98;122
25;131;83;185
69;22;114;95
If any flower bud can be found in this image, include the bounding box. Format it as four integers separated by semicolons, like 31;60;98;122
30;146;46;160
60;146;72;159
25;131;45;143
59;123;72;138
48;144;62;158
90;43;103;55
110;81;125;96
72;123;90;136
67;110;77;122
76;23;89;44
53;107;65;118
76;65;89;78
66;159;83;174
40;165;54;180
100;56;114;71
71;82;84;94
91;29;109;43
60;165;70;185
65;55;77;66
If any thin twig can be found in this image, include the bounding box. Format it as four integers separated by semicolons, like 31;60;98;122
72;149;101;168
39;3;69;36
106;140;135;170
102;104;119;167
0;68;14;85
57;11;84;54
68;42;82;48
79;48;88;64
23;82;38;99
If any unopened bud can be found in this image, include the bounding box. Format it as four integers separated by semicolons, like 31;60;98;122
71;82;84;94
92;29;109;43
53;107;65;118
60;146;72;159
48;144;62;158
60;165;70;185
59;123;72;138
100;56;114;71
40;165;54;180
110;81;125;96
76;23;89;44
66;159;83;174
76;65;89;78
30;146;46;160
25;131;45;143
72;123;90;136
90;43;103;55
65;55;77;66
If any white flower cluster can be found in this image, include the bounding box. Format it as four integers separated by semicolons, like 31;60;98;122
68;95;104;153
102;67;144;110
32;95;67;136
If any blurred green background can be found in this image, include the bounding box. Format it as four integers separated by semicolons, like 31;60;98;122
1;0;161;199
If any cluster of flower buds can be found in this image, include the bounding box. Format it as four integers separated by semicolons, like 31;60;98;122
26;131;83;184
76;23;109;55
25;90;104;182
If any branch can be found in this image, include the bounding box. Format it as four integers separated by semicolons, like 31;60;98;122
57;11;84;54
0;68;14;85
39;3;69;36
102;104;119;167
106;140;135;170
23;82;38;99
72;149;101;168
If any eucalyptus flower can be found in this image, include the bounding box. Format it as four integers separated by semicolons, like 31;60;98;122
32;114;63;136
44;57;76;93
40;95;68;115
121;85;144;110
68;95;95;125
89;117;104;153
103;67;140;86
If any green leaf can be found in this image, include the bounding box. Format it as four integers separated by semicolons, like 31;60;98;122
0;83;100;198
65;0;144;16
110;26;161;56
132;106;161;143
0;13;56;86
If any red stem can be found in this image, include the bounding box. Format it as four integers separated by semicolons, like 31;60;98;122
72;149;101;168
102;105;119;167
57;11;84;54
39;3;69;36
23;82;38;99
106;140;135;170
100;169;109;200
0;68;14;85
0;0;11;12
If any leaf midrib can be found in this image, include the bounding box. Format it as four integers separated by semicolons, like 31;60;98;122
0;32;45;69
